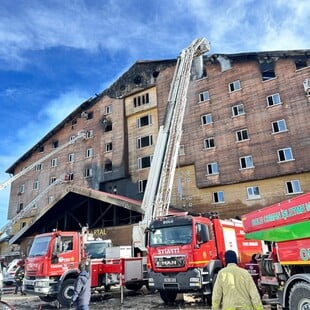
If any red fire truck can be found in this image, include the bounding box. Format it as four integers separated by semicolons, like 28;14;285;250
147;212;264;304
242;192;310;309
23;228;145;307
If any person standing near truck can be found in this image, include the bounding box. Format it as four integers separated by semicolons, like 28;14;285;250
14;259;26;295
212;250;263;310
71;261;91;310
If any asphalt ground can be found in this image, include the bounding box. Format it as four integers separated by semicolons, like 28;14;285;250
1;285;277;310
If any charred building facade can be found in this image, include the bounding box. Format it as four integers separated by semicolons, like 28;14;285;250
1;49;309;257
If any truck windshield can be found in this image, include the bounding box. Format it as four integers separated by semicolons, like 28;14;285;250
149;225;192;246
85;241;111;259
28;236;51;257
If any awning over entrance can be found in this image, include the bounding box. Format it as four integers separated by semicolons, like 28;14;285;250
9;186;143;245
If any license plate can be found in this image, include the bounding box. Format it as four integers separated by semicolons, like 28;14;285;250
164;278;176;283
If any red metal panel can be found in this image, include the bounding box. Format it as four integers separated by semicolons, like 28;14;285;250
276;238;310;264
242;193;310;234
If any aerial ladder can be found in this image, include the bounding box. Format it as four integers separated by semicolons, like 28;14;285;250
0;130;86;234
132;38;210;251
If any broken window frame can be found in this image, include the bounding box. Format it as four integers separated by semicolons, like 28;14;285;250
260;62;276;81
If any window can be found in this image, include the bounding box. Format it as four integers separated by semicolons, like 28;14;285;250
18;184;25;194
84;168;93;178
86;148;93;158
204;137;215;150
137;135;153;149
213;191;224;203
201;113;213;125
52;140;59;148
272;119;287;133
267;93;281;107
285;180;302;194
260;62;276;81
206;162;219;175
105;142;113;152
71;118;77;126
38;145;44;153
232;103;245;116
247;186;261;199
137;155;153;169
295;59;308;70
105;105;112;114
137;115;152;128
69;135;76;141
35;164;42;171
236;128;249;142
50;176;57;184
51;158;58;167
278;147;294;162
179;145;185;156
104;161;112;172
68;153;75;162
240;155;254;169
229;80;241;92
133;93;150;108
102;119;112;132
86;111;93;120
199;90;210;102
33;180;39;190
138;179;147;193
17;203;24;213
65;173;74;181
86;130;94;139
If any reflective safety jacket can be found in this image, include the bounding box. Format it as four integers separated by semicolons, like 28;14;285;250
212;263;263;310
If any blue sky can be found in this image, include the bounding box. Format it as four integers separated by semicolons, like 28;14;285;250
0;0;309;229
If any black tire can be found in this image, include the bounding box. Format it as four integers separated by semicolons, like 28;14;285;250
125;283;143;291
159;290;177;304
57;278;75;308
289;281;310;310
39;295;57;302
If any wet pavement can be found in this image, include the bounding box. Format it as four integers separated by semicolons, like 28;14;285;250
1;286;276;309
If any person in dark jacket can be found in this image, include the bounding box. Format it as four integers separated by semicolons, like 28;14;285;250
14;259;26;295
71;262;91;310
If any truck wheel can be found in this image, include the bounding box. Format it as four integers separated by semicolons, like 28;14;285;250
39;295;57;302
125;282;144;291
159;290;177;304
58;278;75;308
289;281;310;310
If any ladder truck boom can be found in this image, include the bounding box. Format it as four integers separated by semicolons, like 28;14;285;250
133;38;210;250
0;130;86;191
